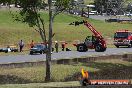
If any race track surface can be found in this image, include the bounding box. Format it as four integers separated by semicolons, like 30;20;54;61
0;48;132;64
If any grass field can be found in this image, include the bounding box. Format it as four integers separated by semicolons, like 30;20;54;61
1;9;132;46
0;59;131;84
0;58;131;88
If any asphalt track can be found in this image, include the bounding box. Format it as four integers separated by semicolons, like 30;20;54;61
0;48;132;64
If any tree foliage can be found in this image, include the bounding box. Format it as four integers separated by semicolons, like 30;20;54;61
14;0;43;27
1;0;71;82
52;0;71;19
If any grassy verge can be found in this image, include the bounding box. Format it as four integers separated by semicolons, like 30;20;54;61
1;10;132;45
0;81;81;88
0;58;131;88
0;59;131;84
0;64;97;83
0;83;131;88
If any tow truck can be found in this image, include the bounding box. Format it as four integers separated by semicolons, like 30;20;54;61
114;30;132;48
71;20;107;52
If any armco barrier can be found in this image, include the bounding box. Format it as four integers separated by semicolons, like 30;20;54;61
0;54;132;68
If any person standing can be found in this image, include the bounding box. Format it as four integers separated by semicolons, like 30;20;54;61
30;40;34;48
55;41;59;53
61;43;65;51
61;42;67;51
19;40;24;52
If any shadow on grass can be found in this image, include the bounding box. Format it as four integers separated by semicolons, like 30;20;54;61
0;75;31;84
64;62;132;81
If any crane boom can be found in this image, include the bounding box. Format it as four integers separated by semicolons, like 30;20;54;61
84;21;103;39
70;20;107;52
72;20;103;39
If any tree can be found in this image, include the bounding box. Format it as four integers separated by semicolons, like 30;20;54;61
94;0;125;15
94;0;105;14
3;0;70;82
45;0;71;82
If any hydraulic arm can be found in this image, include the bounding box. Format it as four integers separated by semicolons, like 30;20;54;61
70;20;107;52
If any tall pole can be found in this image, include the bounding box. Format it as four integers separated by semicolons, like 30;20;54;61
45;0;52;82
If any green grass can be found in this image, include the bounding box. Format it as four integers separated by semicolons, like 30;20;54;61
1;9;132;47
0;64;97;83
0;59;131;84
0;81;80;88
0;59;131;87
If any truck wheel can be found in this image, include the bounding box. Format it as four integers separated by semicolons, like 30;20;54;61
128;44;132;48
77;44;88;52
95;44;103;52
102;47;106;52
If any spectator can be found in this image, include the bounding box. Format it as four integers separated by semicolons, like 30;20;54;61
19;40;24;52
55;41;59;53
30;40;34;48
61;42;67;51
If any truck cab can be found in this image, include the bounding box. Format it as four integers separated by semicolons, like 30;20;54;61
114;30;132;48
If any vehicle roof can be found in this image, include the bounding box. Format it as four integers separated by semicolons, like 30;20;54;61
116;30;131;33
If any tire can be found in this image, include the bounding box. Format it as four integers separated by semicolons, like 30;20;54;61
40;51;43;54
101;47;106;52
95;44;105;52
77;44;88;52
115;45;119;48
128;43;132;48
128;45;131;48
30;51;33;55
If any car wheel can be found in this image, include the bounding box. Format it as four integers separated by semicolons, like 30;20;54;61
30;51;33;55
42;50;46;54
40;51;43;54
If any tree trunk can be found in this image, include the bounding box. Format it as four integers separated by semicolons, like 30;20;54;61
45;51;51;82
45;0;52;82
15;0;18;7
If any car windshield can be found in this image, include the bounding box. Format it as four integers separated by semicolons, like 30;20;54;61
114;32;129;38
34;44;45;49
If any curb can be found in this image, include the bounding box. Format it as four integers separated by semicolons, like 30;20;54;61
0;54;132;68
